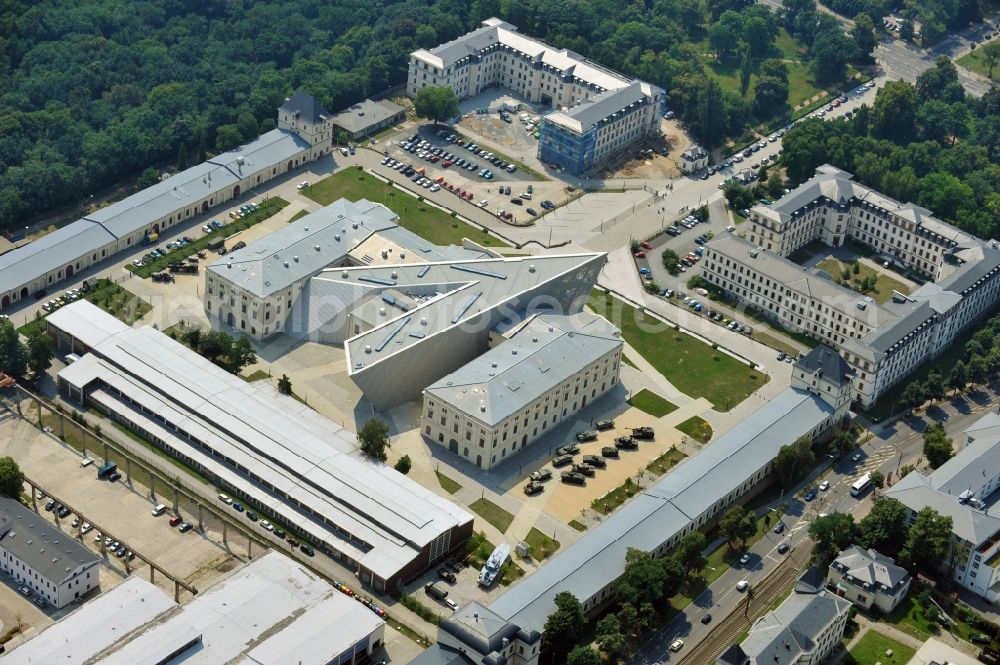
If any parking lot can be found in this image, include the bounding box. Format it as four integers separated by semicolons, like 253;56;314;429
382;126;568;225
0;415;252;607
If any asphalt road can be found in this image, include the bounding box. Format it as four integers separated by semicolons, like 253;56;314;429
629;387;1000;665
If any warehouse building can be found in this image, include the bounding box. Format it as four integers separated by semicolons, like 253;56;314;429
408;18;664;175
703;166;1000;407
0;497;100;609
6;553;387;665
885;412;1000;603
0;91;331;312
422;312;623;469
331;98;406;140
50;301;473;592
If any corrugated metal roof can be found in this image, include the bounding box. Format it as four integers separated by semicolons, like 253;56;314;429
97;552;382;665
0;221;115;294
1;577;175;665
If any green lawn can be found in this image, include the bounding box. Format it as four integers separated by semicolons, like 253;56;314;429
677;416;713;444
524;527;560;560
958;41;1000;81
18;278;152;337
568;519;587;532
304;168;508;247
751;331;801;358
695;28;826;111
884;585;992;646
646;447;687;475
816;257;913;304
845;630;915;665
628;389;678;417
241;369;269;382
588;291;768;411
592;478;641;515
288;209;310;222
126;198;289;278
435;471;462;495
468;498;515;533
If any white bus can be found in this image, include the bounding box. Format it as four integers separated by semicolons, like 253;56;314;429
850;472;873;497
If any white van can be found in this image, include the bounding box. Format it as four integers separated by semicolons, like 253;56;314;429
151;504;167;517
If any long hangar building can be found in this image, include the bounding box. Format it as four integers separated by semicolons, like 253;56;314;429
0;91;332;311
47;300;473;592
408;18;665;175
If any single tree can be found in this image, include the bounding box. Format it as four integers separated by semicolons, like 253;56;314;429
677;531;707;574
947;360;967;394
857;497;909;557
898;381;926;414
177;142;188;171
637;602;658;634
968;355;988;390
697;79;726;150
413;86;460;126
924;369;945;403
137;167;161;189
922;422;954;469
981;41;1000;80
229;336;257;374
543;592;586;653
358;418;391;462
901;507;953;573
870;471;885;490
661;248;680;274
720;505;757;548
567;646;602;665
277;373;292;395
617;603;638;636
766;171;784;197
808;512;859;568
0;319;28;378
26;330;53;377
740;46;753;98
198;330;233;364
0;456;24;498
851;14;878;60
394;454;412;474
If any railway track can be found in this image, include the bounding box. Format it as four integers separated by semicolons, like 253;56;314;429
677;544;812;665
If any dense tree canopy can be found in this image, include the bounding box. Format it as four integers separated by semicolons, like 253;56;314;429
0;0;861;230
781;58;1000;240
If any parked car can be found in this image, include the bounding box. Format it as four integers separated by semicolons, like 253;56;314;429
736;580;749;592
169;515;182;526
437;568;457;583
819;480;830;491
178;522;193;533
670;640;684;652
777;543;790;555
773;520;786;534
701;613;712;624
739;553;751;565
803;489;817;502
300;544;315;556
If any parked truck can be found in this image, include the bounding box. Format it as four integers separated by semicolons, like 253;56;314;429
425;582;449;600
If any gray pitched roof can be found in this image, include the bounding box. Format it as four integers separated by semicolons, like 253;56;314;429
795;345;853;387
0;221;115;294
547;82;658;133
280;91;330;124
331;99;405;134
0;498;99;585
425;312;622;426
739;589;851;664
831;545;909;590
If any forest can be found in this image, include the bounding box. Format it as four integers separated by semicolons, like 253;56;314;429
781;57;1000;239
0;0;868;233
